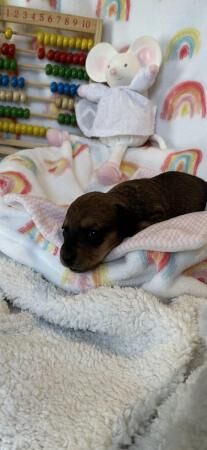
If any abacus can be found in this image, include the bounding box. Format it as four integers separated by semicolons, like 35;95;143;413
0;5;103;155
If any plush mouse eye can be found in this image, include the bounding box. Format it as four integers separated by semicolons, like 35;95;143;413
107;64;110;68
124;63;128;67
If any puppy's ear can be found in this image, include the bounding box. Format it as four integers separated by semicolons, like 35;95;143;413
115;202;144;238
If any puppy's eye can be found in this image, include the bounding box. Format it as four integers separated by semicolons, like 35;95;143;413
124;63;128;67
87;230;98;241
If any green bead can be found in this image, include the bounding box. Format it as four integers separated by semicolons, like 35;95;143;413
0;105;4;116
0;58;4;69
5;106;11;117
11;107;17;118
59;66;65;77
58;113;65;125
64;114;71;125
83;71;89;81
3;58;10;70
52;65;60;76
23;108;30;119
45;64;53;75
65;68;72;79
71;114;77;126
71;68;77;79
10;59;17;71
77;69;84;80
17;107;24;118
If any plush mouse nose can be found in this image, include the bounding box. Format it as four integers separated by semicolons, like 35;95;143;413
110;67;117;76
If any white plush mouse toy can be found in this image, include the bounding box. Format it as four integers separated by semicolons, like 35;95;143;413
75;37;162;185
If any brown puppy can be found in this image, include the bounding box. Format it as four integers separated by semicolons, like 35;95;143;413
60;171;207;272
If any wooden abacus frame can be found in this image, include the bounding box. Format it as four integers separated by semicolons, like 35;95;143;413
0;5;103;155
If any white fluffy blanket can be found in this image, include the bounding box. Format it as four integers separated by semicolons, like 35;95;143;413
0;253;207;450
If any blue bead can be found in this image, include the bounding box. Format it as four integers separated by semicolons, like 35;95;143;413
2;75;9;87
11;76;17;88
50;81;57;93
57;82;64;95
63;83;70;96
18;77;25;88
70;84;77;96
0;74;2;86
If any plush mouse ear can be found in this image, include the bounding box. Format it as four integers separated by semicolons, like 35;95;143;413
129;36;162;68
86;42;118;82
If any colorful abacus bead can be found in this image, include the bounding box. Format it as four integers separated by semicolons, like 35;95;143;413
4;28;13;40
46;50;87;66
1;75;9;87
35;32;94;50
10;76;25;89
38;47;45;60
54;96;74;110
50;82;78;96
57;113;77;126
2;57;17;71
1;43;16;58
0;120;47;137
0;105;30;119
45;64;88;80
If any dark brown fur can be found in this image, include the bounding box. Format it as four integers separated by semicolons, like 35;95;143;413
60;171;207;272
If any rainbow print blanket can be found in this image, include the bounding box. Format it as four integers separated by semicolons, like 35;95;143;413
0;134;207;299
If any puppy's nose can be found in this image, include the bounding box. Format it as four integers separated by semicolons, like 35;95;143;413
110;67;117;76
60;247;75;267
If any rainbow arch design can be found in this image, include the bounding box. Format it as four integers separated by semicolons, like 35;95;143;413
0;171;32;195
184;259;207;285
19;220;59;256
161;81;206;120
161;149;202;175
96;0;131;21
165;28;201;61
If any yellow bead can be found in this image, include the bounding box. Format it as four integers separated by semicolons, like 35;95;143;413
0;121;2;131
5;28;13;40
63;36;69;48
69;37;75;48
9;122;15;133
81;38;88;51
36;31;44;44
75;37;82;49
33;126;40;136
0;91;6;101
68;98;74;110
50;34;57;46
62;97;68;109
15;123;22;134
3;121;9;132
39;126;46;137
56;34;64;47
21;124;27;135
20;93;27;103
27;125;33;135
55;97;62;108
44;33;50;46
13;91;20;102
87;39;94;50
6;91;12;101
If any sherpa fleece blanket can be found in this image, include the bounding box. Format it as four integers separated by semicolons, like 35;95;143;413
0;253;207;450
0;134;207;299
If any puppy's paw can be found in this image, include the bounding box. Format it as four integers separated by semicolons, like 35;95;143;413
96;162;122;186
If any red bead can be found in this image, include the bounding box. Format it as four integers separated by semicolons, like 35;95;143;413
54;51;60;63
72;54;80;65
66;53;73;64
79;53;86;65
8;43;15;58
1;43;9;55
38;47;45;59
60;52;67;64
47;49;54;61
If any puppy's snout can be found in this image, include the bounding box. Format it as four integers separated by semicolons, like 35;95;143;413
60;245;75;267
